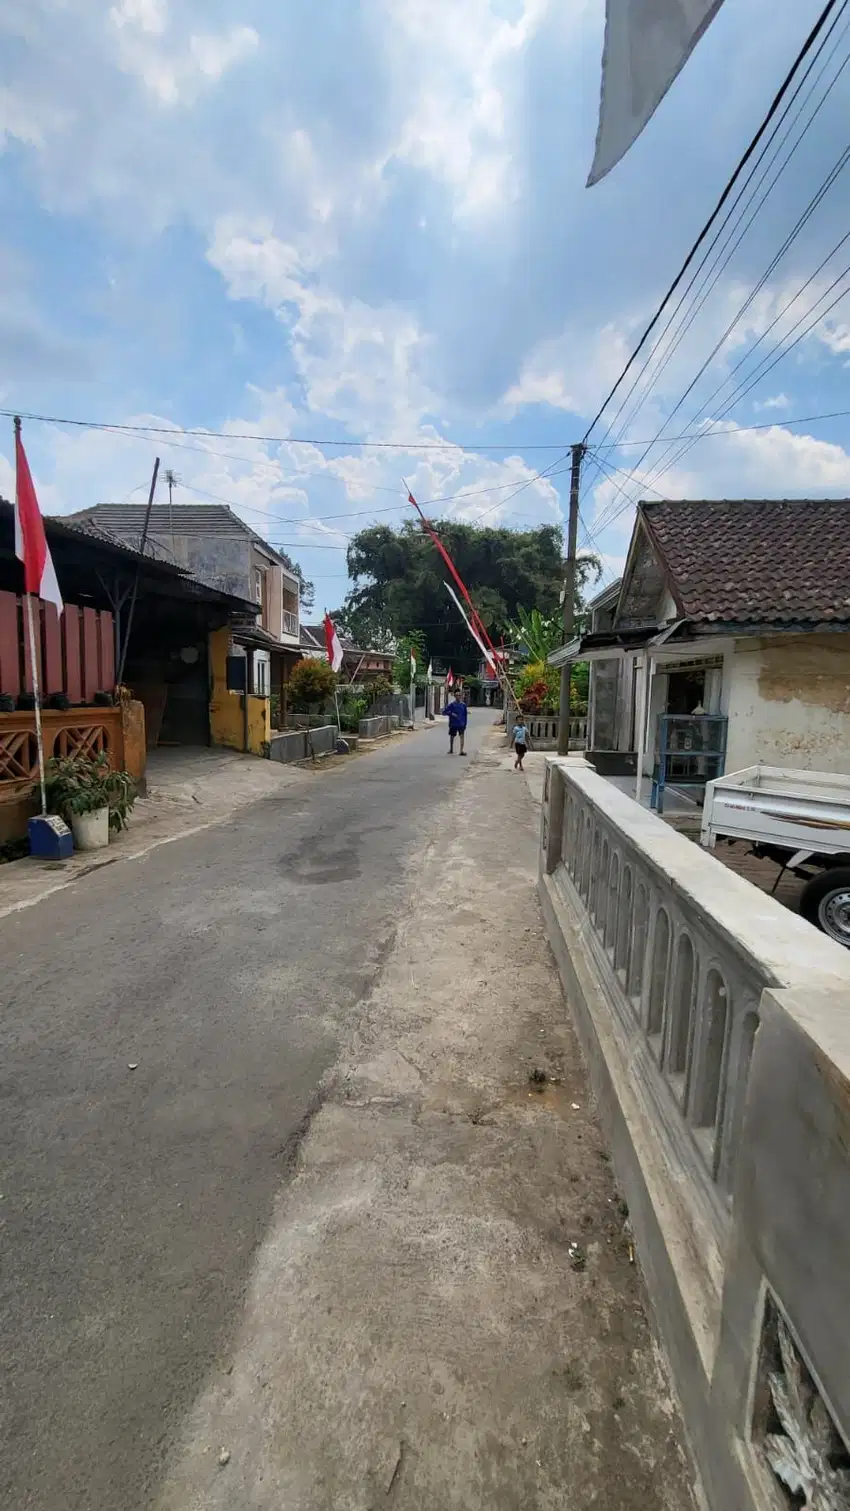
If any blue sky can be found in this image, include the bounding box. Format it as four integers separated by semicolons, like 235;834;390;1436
2;0;850;611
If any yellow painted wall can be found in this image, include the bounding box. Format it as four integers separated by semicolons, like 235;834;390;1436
208;627;271;755
246;693;270;754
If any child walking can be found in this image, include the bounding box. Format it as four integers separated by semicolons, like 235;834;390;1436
512;718;530;771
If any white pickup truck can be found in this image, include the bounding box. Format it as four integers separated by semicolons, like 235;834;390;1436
700;765;850;948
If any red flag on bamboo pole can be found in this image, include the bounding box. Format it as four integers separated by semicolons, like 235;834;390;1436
14;420;63;613
406;487;498;659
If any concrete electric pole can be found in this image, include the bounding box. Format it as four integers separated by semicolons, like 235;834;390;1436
557;442;585;757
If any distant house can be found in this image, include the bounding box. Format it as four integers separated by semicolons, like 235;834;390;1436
0;498;259;836
71;503;302;704
300;624;393;682
552;498;850;797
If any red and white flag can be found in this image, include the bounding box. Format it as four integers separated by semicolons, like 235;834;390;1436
15;423;63;613
323;611;343;673
445;667;454;690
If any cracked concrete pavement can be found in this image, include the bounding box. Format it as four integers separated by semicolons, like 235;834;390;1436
1;713;696;1509
154;735;697;1511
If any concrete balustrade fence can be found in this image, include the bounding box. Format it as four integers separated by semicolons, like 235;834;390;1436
504;695;587;750
540;755;850;1511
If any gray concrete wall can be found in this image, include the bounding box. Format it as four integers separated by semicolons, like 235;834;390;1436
144;532;253;600
367;694;408;722
269;725;338;763
359;715;395;740
539;755;850;1511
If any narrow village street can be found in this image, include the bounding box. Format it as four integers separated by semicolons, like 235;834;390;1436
0;714;694;1511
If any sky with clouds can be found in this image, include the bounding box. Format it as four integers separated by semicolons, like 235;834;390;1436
1;0;850;608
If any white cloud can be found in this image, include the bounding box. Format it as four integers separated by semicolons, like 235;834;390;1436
502;322;634;418
375;0;564;216
110;0;168;35
108;2;259;106
0;85;68;149
584;421;850;567
207;218;437;438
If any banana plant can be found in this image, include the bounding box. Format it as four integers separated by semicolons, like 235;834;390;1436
506;606;563;662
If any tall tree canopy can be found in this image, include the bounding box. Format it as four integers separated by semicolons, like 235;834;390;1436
336;520;571;671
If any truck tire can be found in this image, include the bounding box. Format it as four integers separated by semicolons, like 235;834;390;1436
800;867;850;948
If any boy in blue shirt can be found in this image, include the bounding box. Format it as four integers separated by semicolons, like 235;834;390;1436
512;718;529;771
443;694;469;755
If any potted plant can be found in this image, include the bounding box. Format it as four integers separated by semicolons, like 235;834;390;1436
44;752;136;851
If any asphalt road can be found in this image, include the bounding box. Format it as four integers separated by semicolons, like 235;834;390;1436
0;712;491;1511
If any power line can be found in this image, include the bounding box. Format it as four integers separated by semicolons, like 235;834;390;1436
592;123;850;513
592;2;850;460
636;263;850;497
0;406;571;453
594;405;850;447
581;0;844;445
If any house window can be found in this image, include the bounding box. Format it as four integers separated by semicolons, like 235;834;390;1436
253;652;270;696
253;568;269;629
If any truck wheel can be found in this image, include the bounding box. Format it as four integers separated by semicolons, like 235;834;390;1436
800;867;850;947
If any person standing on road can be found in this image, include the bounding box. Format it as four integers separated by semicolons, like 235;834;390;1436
443;693;469;756
512;717;530;771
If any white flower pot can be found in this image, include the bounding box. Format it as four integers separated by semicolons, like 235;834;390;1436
71;805;110;852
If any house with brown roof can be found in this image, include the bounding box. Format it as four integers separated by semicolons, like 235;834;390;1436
552;498;850;801
300;624;393;682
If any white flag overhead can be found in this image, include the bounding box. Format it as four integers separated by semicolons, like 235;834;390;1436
443;581;496;672
588;0;726;185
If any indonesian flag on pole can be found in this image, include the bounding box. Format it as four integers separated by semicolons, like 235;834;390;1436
410;646;417;680
14;423;63;613
323;611;343;673
446;667;454;690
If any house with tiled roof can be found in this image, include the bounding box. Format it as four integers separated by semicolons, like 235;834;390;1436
552;498;850;800
70;503;303;714
300;624;393;682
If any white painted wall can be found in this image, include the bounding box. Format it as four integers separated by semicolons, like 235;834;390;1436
724;633;850;775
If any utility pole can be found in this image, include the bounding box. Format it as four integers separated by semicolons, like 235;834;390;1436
557;442;585;756
116;457;160;687
164;469;178;556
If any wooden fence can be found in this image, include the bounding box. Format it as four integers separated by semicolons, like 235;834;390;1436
0;708;125;798
0;591;115;703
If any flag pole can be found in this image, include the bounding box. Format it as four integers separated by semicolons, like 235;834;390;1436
25;593;47;815
14;418;47;815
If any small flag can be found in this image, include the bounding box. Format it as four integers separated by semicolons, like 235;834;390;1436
446;667;454;690
426;659;433;683
410;646;417;681
323;611;343;673
14;422;63;612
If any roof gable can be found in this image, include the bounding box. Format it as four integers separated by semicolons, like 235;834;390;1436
639;498;850;625
70;503;297;577
616;520;673;627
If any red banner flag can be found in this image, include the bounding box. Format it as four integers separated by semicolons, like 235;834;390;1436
14;421;63;612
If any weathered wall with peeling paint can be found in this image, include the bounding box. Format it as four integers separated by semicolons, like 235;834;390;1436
725;633;850;774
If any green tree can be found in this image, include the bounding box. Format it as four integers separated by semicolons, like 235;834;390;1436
274;549;314;612
393;629;427;690
342;520;566;675
289;658;336;709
